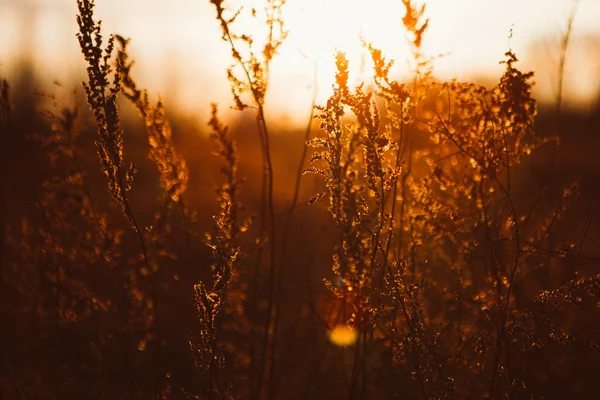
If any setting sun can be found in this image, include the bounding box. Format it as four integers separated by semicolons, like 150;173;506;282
225;0;416;116
283;0;411;81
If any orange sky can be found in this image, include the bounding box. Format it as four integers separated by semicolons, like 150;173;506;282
1;0;599;124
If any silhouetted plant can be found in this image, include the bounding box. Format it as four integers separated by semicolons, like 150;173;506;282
207;1;288;397
75;0;147;260
191;104;243;398
115;36;189;204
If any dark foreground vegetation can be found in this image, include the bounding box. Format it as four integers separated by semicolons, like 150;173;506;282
1;0;600;399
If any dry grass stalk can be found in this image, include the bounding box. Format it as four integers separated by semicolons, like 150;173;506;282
208;1;287;397
191;104;242;398
75;0;148;262
115;36;189;204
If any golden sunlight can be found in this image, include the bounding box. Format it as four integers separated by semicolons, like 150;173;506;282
282;0;418;83
3;0;599;123
225;0;419;119
231;0;412;64
328;325;358;347
283;0;411;80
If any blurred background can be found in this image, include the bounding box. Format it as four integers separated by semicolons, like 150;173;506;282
1;0;600;125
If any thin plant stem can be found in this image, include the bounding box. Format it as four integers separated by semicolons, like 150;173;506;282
556;0;579;115
0;80;11;283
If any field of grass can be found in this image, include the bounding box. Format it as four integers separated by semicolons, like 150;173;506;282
1;0;600;399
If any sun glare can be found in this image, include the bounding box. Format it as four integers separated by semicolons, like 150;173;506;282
329;325;358;347
285;0;413;86
225;0;415;120
288;1;410;68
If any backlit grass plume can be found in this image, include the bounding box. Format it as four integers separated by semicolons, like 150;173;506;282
76;0;140;233
115;36;189;203
208;1;288;397
191;104;242;397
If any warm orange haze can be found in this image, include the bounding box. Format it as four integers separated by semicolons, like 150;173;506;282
2;0;600;121
1;0;600;399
